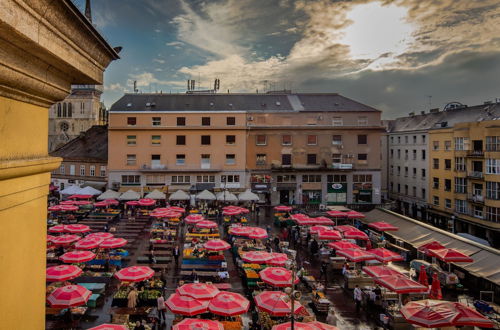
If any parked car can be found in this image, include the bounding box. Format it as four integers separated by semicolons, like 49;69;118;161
410;259;459;287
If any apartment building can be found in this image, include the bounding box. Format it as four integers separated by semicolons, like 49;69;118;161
108;92;384;206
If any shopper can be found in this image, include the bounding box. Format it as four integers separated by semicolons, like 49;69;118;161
173;245;180;266
157;293;166;323
354;285;362;313
127;287;139;308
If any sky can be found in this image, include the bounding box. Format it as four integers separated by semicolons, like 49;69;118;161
73;0;500;118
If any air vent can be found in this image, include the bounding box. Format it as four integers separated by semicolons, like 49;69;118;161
126;103;132;107
276;101;281;106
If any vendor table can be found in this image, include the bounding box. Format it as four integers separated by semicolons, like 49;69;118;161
86;294;102;308
344;271;374;289
77;283;106;294
386;309;412;330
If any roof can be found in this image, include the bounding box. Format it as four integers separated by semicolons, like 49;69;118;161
50;125;107;161
388;103;500;133
109;93;380;113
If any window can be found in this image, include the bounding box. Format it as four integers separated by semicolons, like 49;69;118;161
89;165;95;176
121;175;140;185
100;166;106;177
307;135;317;145
445;159;451;170
201;117;210;126
397;166;401;175
358;116;368;126
332;117;343;126
455;137;468;150
152;117;161;126
390;149;394;158
282;154;292;165
201;135;211;145
62;103;67;117
277;175;296;183
412;167;417;177
455;157;466;171
397;184;401;193
404;166;408;177
307;154;317;165
302;175;321;182
455;199;467;214
57;104;61;117
444;140;451;151
486;159;500;174
433;141;439;150
405;136;409;144
486;181;500;200
433;158;439;169
486;136;500;151
221;175;240;183
151;135;161;145
256;135;267;145
486;207;500;222
177;117;186;126
433;177;439;189
79;165;85;176
412;149;417;160
127;135;136;145
126;154;136;166
80;102;85;113
256;154;267;165
433;196;439;206
422;135;426;143
146;175;165;185
421;168;426;178
358;154;367;161
176;135;186;145
171;175;190;184
151;154;161;167
226;117;236;125
196;175;215;183
390;137;394;144
282;135;292;145
413;136;417;144
397;136;401;144
176;154;185;165
422;188;426;199
69;165;75;175
389;165;394;175
127;117;136;126
455;177;467;194
421;150;426;160
444;179;451;191
226;135;235;145
357;135;367;144
445;199;451;209
332;135;342;145
405;150;409;160
201;154;210;168
397;149;401;159
59;164;65;175
404;185;408;195
413;186;417;197
226;154;235;165
353;174;372;182
332;153;342;164
327;174;347;182
67;103;72;117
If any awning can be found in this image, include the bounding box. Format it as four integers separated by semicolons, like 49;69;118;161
119;189;141;201
196;190;216;201
145;189;166;200
216;191;238;202
97;189;121;200
237;189;260;202
168;189;190;201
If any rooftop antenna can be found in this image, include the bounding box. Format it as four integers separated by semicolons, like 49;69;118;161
214;78;220;92
85;0;92;22
133;80;138;93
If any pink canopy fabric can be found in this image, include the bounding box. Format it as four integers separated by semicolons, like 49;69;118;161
368;221;399;231
172;319;223;330
138;198;156;206
417;241;446;255
58;205;79;211
309;225;330;234
271;322;317;330
223;209;241;216
47;284;91;308
267;253;289;266
51;234;81;245
362;265;403;278
60;250;95;263
334;225;356;232
428;248;473;263
74;237;103;249
326;210;346;217
336;248;375;262
87;232;114;240
274;205;292;211
328;241;360;250
375;275;428;294
346;210;365;218
99;238;127;249
184;214;205;223
208;292;250;316
46;265;83;282
418;265;429;287
67;194;92;199
453;302;495;328
242;251;272;264
318;230;342;240
114;266;154;282
259;267;299;287
401;300;460;328
254;291;303;317
167;206;185;213
48;224;67;233
312;216;335;225
203;239;231;251
125;201;139;206
368;248;404;262
229;226;253;236
248;227;268;239
88;325;127;330
343;230;369;240
307;321;339;330
195;220;218;229
429;272;442;300
65;224;91;233
176;283;220;299
165;293;209;316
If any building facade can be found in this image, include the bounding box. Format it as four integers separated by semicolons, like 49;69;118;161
51;125;108;190
48;84;107;151
108;93;384;207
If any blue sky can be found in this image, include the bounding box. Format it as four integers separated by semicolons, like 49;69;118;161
73;0;500;118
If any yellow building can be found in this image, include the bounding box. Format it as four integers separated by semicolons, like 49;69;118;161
429;120;500;245
0;1;118;328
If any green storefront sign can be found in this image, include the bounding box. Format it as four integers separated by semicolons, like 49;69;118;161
326;183;347;205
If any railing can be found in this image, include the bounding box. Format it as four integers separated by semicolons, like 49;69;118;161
467;194;484;204
467;171;484;179
467;150;484;157
141;164;167;171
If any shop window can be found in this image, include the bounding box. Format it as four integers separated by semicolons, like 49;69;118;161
221;175;240;183
121;175;140;185
226;154;236;165
172;175;190;183
196;175;215;183
302;175;321;182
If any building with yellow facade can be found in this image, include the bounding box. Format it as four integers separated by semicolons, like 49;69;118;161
0;1;118;328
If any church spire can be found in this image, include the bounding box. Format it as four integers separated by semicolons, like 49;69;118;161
85;0;92;22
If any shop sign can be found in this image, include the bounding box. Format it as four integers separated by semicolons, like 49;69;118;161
251;183;270;191
327;182;347;193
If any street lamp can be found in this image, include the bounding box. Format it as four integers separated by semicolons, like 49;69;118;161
285;259;300;329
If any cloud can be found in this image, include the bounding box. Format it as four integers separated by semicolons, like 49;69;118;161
104;83;125;91
153;58;165;64
126;72;185;89
154;29;161;33
166;41;184;47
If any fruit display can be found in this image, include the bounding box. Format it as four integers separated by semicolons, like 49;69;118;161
139;289;161;300
113;287;130;299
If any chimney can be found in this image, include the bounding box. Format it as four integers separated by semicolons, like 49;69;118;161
85;0;92;22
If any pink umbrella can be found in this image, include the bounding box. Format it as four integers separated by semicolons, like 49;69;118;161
104;199;119;205
274;205;292;212
204;239;231;251
94;201;109;208
307;321;339;330
48;224;67;233
68;194;92;199
368;221;398;231
368;248;404;263
172;319;223;330
165;293;209;316
47;284;91;308
259;267;299;287
47;234;57;243
272;322;317;330
99;237;128;249
334;225;356;232
138;198;155;206
88;325;127;330
417;241;446;255
453;302;495;328
59;205;79;211
51;234;81;245
428;248;473;263
71;200;92;205
60;250;96;263
336;248;375;262
114;266;154;282
346;210;365;219
125;201;139;206
46;265;83;282
267;253;289;266
309;225;330;234
375;275;428;294
318;230;342;240
223;209;241;216
248;227;268;239
195;220;218;229
229;226;252;236
313;217;335;225
242;251;272;264
208;292;250;316
326;210;346;218
161;211;182;218
176;283;220;299
60;200;77;205
418;265;429;286
74;237;103;249
237;207;250;214
254;291;303;316
429;272;442;300
362;265;403;278
295;217;316;226
167;206;185;213
184;214;205;224
48;205;62;212
291;213;308;221
401;300;460;328
87;232;114;240
328;241;360;250
343;230;369;240
65;224;91;234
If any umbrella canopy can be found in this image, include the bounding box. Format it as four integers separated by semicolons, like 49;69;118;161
144;189;166;200
195;189;216;201
417;241;446;255
94;201;109;207
87;232;114;240
318;230;342;241
65;224;91;234
48;205;62;212
229;226;252;236
74;237;103;249
237;189;260;201
97;189;121;200
307;321;339;330
216;190;238;202
208;292;250;316
46;265;83;282
375;275;428;294
48;224;67;233
99;238;128;249
184;214;205;224
52;234;81;245
204;239;231;251
58;205;79;212
401;300;460;328
176;283;220;299
242;251;272;264
60;185;81;195
453;302;495;328
60;250;96;263
254;291;303;316
327;241;360;250
325;210;346;217
125;201;139;206
169;189;190;201
429;248;473;263
267;253;289;266
346;210;365;218
259;267;299;287
138;198;156;206
47;235;57;243
363;265;403;278
248;227;268;239
368;221;398;231
272;322;317;330
151;211;181;218
222;209;241;216
368;248;404;263
312;217;335;225
429;272;442;300
173;319;223;330
310;225;331;234
165;293;209;316
336;248;375;262
418;265;429;287
114;266;154;282
88;325;127;330
119;189;141;201
195;220;218;229
334;225;357;232
78;186;102;196
167;206;186;213
67;194;92;200
47;284;91;308
343;229;369;240
274;205;292;212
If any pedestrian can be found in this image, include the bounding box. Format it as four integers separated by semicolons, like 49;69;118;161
127;287;139;308
103;223;109;232
342;262;349;275
310;239;319;256
173;245;180;266
157;293;166;323
354;285;362;313
326;307;337;326
319;262;328;283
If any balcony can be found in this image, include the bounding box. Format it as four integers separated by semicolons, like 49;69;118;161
467;194;485;204
467;150;484;158
140;164;168;172
467;171;484;179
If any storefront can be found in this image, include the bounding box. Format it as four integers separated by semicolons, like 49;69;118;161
301;190;322;204
353;174;373;204
326;182;347;205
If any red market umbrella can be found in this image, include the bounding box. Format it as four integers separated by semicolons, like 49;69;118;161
229;226;253;236
291;213;308;221
429;272;442;300
51;234;81;245
99;237;128;249
59;205;79;211
48;224;67;233
254;291;303;316
88;325;127;330
94;201;109;207
48;205;62;212
267;253;289;266
125;201;139;206
60;200;77;205
203;239;231;251
195;220;218;229
274;205;292;212
72;200;92;205
65;224;91;233
68;194;92;199
312;216;335;225
310;225;330;234
184;214;205;224
165;293;209;316
368;248;404;263
343;229;369;240
237;207;250;214
242;251;272;264
138;198;156;206
176;283;220;299
47;284;92;308
368;221;398;231
362;265;403;278
453;302;495;328
114;266;154;282
334;225;356;232
417;241;446;255
336;248;375;262
172;319;223;330
47;235;57;243
429;248;473;263
60;250;96;263
272;322;317;330
104;199;119;205
375;275;428;294
208;291;250;316
248;227;268;239
326;210;346;218
418;265;429;287
259;267;299;287
307;321;339;330
328;241;360;250
46;265;83;282
318;230;342;240
401;300;460;328
167;206;185;213
87;232;114;240
346;210;365;219
223;209;241;216
74;237;103;249
161;211;182;218
295;217;316;226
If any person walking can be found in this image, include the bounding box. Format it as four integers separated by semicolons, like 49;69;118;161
319;262;328;284
354;285;362;313
326;308;337;326
157;293;166;323
173;245;180;267
127;287;139;309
